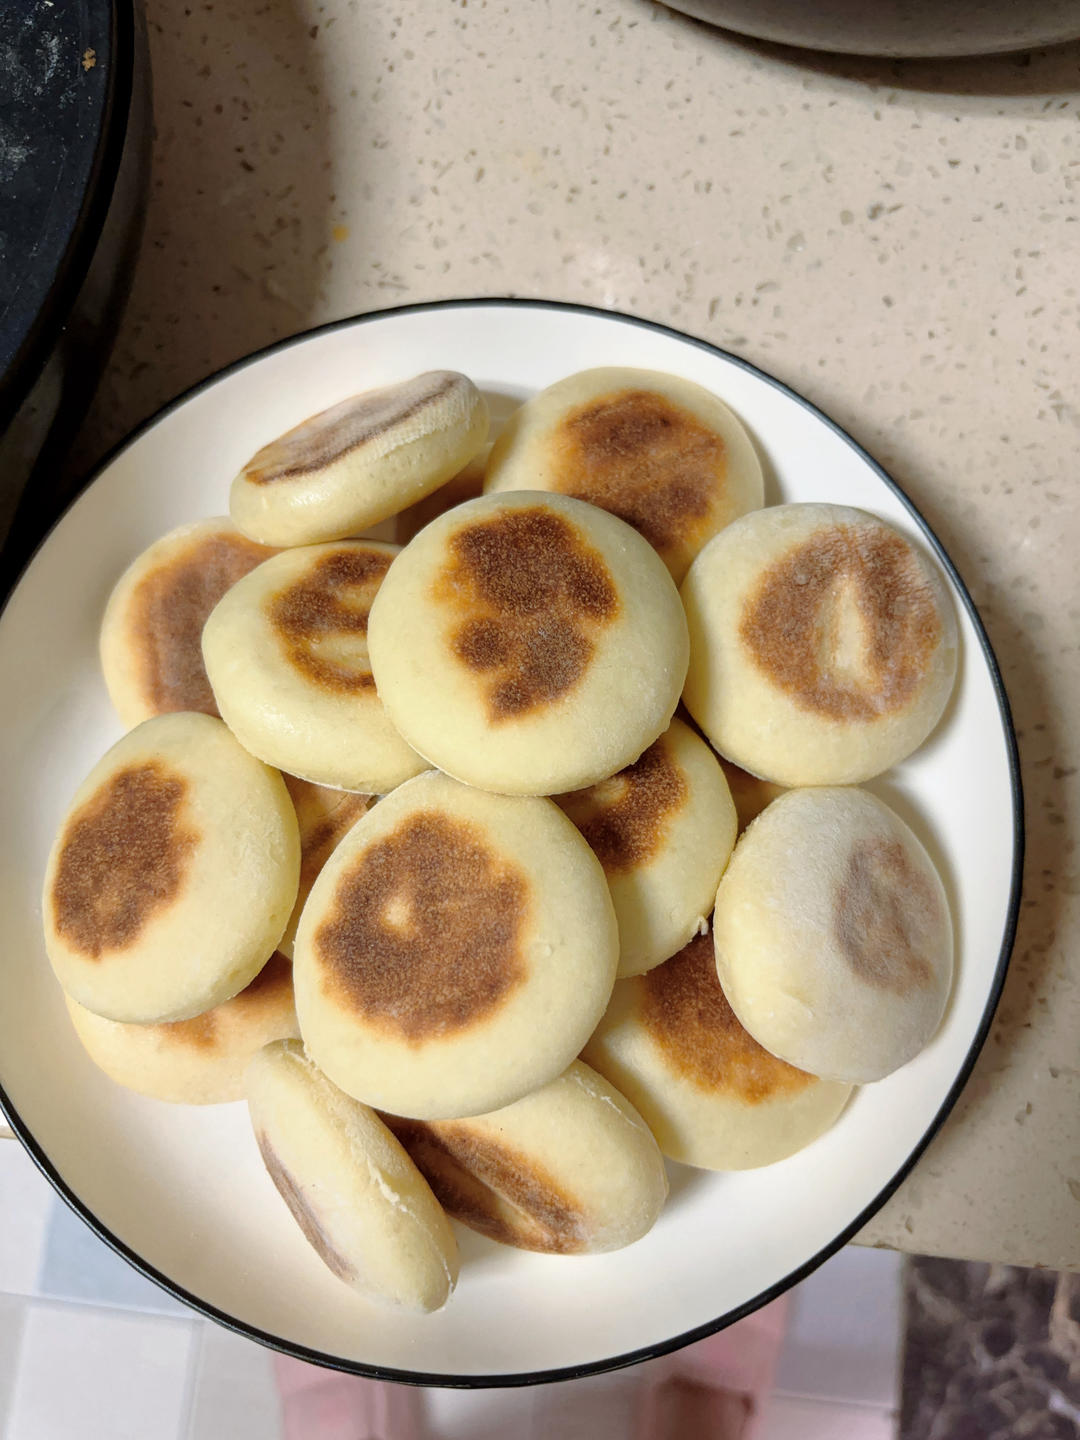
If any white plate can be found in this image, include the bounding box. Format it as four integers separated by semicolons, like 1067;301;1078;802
0;300;1021;1385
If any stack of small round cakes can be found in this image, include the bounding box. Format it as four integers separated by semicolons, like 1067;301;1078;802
41;363;956;1312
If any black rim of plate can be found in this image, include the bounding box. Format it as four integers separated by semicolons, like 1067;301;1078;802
0;297;1025;1389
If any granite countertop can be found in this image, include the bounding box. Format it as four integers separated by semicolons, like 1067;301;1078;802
73;0;1079;1269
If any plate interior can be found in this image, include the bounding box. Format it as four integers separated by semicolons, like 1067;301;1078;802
0;302;1017;1381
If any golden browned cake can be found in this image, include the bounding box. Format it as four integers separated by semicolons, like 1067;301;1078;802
66;950;300;1104
367;492;689;795
484;368;764;582
230;371;489;545
713;787;953;1083
584;928;852;1170
557;717;736;976
246;1040;459;1312
202;540;427;792
384;1061;667;1255
43;713;300;1023
682;504;958;785
292;770;618;1119
100;519;277;728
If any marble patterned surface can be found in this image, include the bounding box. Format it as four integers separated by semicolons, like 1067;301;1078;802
69;0;1080;1268
902;1257;1080;1439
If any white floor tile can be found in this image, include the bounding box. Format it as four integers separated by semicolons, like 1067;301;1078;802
6;1302;196;1440
188;1322;283;1440
38;1195;187;1315
424;1368;643;1440
526;1369;643;1440
759;1396;897;1440
0;1293;28;1436
775;1247;903;1409
424;1387;536;1440
0;1143;52;1296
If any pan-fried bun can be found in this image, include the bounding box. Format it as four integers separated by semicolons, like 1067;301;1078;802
100;519;276;728
66;950;299;1104
682;504;957;785
713;787;953;1083
368;492;689;795
385;1061;667;1254
558;717;736;977
484;368;763;582
43;713;300;1023
230;371;489;546
293;770;618;1119
583;929;851;1170
246;1040;458;1312
202;540;426;793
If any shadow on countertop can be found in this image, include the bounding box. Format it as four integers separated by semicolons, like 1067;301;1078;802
779;39;1080;101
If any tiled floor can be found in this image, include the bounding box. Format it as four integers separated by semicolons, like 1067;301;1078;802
0;1296;25;1438
0;1138;901;1438
188;1325;284;1440
6;1305;196;1440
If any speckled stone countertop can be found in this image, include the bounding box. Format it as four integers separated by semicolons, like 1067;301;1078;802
76;0;1080;1268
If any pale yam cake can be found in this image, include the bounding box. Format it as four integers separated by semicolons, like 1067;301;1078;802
66;950;299;1104
681;504;958;785
484;367;763;582
43;713;300;1022
367;492;690;795
584;929;852;1170
202;540;426;792
712;787;953;1083
230;371;489;546
293;771;619;1119
100;519;276;728
246;1040;458;1312
385;1061;667;1254
557;717;736;977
